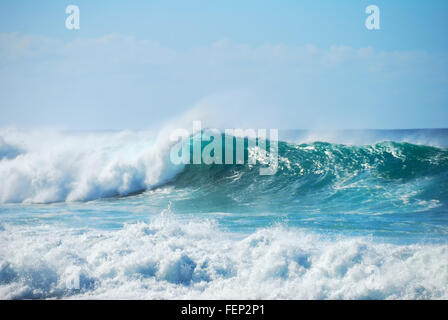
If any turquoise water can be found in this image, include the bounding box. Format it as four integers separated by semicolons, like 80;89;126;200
0;129;447;299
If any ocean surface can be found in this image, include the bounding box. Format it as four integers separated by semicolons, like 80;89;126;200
0;128;447;299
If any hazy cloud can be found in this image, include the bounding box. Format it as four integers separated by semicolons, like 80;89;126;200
1;33;447;130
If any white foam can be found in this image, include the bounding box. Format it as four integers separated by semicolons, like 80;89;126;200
0;129;184;203
0;213;446;299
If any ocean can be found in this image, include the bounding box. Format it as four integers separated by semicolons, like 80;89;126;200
0;128;447;299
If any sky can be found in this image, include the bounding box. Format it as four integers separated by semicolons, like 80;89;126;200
0;0;447;130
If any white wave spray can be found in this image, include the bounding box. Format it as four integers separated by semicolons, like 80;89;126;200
0;128;184;203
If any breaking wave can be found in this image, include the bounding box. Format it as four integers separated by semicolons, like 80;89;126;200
0;129;447;209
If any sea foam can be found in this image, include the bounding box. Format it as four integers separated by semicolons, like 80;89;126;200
0;212;447;300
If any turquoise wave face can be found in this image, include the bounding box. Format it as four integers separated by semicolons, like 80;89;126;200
151;140;447;239
174;139;448;196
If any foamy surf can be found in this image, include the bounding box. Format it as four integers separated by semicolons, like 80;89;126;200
0;213;447;300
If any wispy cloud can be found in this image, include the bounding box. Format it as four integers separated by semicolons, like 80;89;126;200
1;33;447;129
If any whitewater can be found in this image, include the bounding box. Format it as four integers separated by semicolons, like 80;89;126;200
0;128;447;299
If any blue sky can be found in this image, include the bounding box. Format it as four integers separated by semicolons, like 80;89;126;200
0;0;447;129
